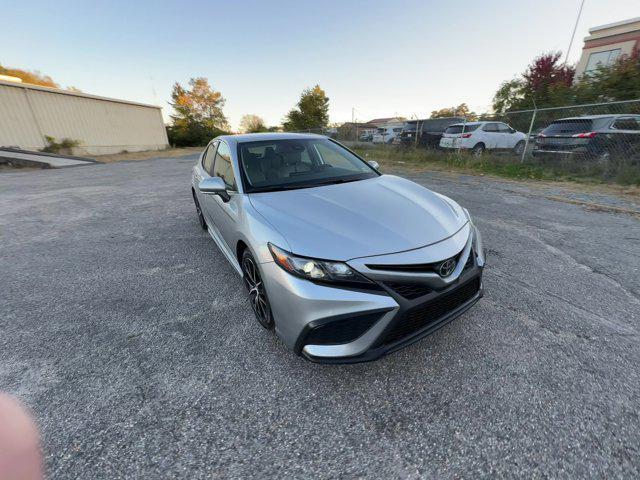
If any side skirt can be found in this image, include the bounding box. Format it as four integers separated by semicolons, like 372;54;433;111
206;225;242;276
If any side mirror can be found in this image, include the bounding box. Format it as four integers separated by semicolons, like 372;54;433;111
367;160;380;170
510;128;516;133
199;177;230;202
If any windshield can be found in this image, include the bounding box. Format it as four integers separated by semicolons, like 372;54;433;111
239;138;378;192
444;124;481;134
542;119;594;135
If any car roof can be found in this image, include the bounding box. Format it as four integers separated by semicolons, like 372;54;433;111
447;121;485;127
216;132;325;146
551;114;640;121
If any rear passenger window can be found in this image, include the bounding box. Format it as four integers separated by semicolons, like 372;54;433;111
203;142;217;175
213;142;237;190
483;123;499;132
612;117;640;131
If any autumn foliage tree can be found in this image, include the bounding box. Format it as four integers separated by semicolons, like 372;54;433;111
167;78;229;146
0;64;58;88
282;85;329;131
492;52;575;112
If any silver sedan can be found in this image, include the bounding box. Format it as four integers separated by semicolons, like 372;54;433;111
191;133;485;363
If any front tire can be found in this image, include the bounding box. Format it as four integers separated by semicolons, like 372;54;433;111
513;140;525;156
192;190;207;230
242;250;274;329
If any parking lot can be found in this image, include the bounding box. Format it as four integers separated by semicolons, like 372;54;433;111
1;155;639;478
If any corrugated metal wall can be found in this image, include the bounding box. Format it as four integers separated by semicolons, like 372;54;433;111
0;81;169;155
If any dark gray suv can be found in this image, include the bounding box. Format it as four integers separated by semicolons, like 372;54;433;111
532;114;640;161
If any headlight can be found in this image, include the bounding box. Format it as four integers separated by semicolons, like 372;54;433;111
268;243;374;287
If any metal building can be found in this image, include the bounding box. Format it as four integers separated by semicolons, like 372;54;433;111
0;79;169;155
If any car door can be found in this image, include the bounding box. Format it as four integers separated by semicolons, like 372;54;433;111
481;123;499;149
195;141;219;226
609;116;640;157
497;123;516;149
204;140;241;251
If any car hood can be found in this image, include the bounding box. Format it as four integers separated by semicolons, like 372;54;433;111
249;175;468;261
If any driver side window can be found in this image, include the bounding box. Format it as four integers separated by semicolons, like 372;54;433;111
213;141;237;191
203;142;218;175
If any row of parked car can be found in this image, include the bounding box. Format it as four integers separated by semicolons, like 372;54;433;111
359;114;640;160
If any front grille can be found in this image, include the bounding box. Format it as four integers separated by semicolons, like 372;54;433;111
367;261;440;273
385;281;431;299
383;277;481;346
304;312;383;346
367;248;473;274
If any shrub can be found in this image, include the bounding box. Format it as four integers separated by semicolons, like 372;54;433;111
40;136;80;154
166;123;228;147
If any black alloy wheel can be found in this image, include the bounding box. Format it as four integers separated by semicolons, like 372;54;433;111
242;250;274;329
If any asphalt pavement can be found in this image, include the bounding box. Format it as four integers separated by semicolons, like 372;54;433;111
1;155;639;479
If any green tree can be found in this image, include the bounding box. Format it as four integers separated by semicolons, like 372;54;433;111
167;78;229;146
431;103;477;120
282;85;329;131
239;114;267;133
492;79;526;113
574;47;640;103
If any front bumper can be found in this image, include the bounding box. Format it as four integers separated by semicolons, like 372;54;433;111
261;224;485;364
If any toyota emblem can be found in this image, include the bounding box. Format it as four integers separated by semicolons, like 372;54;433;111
437;258;457;277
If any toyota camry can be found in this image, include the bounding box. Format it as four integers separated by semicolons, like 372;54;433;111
191;133;485;363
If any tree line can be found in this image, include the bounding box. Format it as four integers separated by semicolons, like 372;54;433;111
433;48;640;119
4;46;638;148
166;79;330;146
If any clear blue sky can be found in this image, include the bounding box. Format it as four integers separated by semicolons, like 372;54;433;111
4;0;640;129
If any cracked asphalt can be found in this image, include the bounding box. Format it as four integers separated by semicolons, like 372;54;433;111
1;155;639;479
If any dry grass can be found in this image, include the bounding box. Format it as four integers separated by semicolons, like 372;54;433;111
93;147;202;164
352;145;640;195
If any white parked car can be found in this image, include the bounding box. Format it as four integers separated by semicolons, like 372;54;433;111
439;122;527;155
373;126;403;144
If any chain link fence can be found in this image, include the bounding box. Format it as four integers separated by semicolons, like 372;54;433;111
289;99;640;183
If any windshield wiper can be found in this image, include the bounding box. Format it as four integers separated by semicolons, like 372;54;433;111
312;177;363;187
249;184;316;193
249;177;367;193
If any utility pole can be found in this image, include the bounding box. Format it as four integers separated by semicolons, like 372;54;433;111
565;0;585;65
352;107;355;141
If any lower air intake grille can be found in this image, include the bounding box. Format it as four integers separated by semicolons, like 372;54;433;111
384;277;481;345
385;282;431;299
304;312;383;346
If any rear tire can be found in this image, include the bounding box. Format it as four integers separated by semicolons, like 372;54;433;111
242;249;274;330
471;143;485;157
